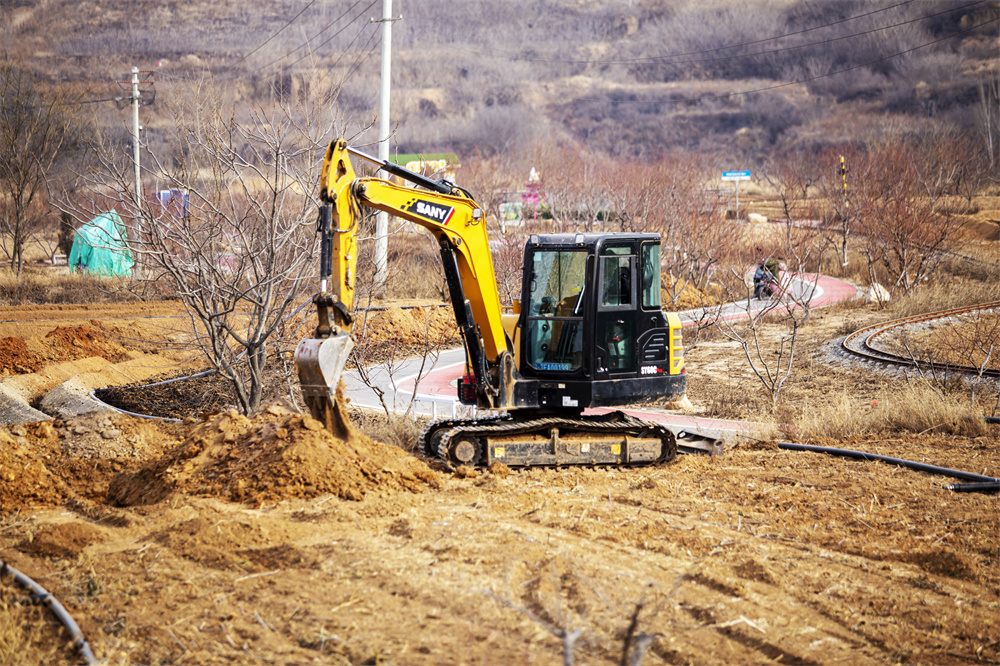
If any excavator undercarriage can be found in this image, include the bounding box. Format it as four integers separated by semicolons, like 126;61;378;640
420;411;677;467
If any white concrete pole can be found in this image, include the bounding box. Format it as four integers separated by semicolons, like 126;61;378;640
374;0;393;293
132;67;142;203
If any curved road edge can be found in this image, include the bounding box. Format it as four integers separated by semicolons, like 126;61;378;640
348;274;862;442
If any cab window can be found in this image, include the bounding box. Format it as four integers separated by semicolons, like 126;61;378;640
641;243;661;310
525;250;587;372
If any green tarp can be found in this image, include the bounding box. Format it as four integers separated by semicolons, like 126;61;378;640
68;210;133;277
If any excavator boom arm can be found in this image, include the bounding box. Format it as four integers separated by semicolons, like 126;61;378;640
319;139;508;363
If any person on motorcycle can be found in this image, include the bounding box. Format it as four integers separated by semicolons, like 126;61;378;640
753;261;775;300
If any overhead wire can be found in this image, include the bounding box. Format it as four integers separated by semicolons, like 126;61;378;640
338;24;382;88
223;0;318;72
153;0;376;84
637;0;987;67
450;0;984;66
546;13;999;106
242;0;377;78
269;2;377;74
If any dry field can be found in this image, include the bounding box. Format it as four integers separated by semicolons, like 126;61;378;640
0;292;997;665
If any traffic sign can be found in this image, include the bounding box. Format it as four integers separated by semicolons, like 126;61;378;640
722;170;751;181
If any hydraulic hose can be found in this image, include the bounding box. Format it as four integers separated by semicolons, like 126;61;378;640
777;442;999;491
1;561;97;664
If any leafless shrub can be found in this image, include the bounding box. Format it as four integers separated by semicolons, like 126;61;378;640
712;223;828;408
350;409;426;453
852;139;968;302
0;60;90;274
65;83;338;415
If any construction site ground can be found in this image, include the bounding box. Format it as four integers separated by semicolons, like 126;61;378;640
1;300;998;665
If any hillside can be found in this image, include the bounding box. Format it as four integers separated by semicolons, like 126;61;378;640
3;0;998;159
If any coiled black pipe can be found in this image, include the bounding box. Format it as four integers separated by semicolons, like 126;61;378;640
0;561;97;664
986;416;1000;425
777;442;999;491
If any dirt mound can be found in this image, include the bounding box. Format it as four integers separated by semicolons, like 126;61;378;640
1;320;138;378
362;306;459;346
0;337;43;375
108;405;440;507
44;322;132;364
16;522;108;558
0;414;182;516
0;423;70;514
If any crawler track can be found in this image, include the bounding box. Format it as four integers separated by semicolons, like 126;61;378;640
420;411;676;467
842;301;1000;377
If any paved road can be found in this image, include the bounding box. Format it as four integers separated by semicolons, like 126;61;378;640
343;274;859;440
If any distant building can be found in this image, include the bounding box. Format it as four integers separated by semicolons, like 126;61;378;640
386;153;460;185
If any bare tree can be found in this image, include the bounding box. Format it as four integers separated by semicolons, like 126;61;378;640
853;140;966;300
66;88;338;414
938;310;1000;406
461;150;528;304
977;68;1000;175
0;61;87;274
712;227;826;408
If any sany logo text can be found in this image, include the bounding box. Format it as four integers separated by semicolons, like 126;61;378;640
403;199;455;225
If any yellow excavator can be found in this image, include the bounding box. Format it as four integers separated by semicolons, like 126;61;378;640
295;139;687;466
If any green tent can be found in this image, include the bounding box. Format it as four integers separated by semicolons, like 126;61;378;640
68;210;133;277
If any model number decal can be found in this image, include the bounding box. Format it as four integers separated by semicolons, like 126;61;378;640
403;199;455;225
640;366;663;375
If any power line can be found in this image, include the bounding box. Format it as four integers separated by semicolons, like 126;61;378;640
640;0;987;68
554;14;998;107
225;0;318;72
339;24;382;88
450;0;983;66
262;3;377;74
669;0;986;69
244;0;377;77
156;0;375;84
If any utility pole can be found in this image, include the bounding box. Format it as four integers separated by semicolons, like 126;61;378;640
373;0;400;294
131;67;142;202
116;68;155;202
838;155;849;266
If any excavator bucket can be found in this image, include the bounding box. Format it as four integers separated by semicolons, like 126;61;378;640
294;333;355;438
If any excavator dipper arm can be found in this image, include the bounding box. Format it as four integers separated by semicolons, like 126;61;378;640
295;139;512;435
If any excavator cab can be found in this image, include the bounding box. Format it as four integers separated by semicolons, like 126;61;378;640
502;232;685;413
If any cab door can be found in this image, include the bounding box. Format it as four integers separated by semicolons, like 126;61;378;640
594;243;638;378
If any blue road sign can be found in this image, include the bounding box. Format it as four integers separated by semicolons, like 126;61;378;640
722;170;751;181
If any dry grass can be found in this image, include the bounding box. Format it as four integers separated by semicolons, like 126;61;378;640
793;383;992;440
889;275;1000;319
350;409;427;454
0;267;172;306
0;577;69;666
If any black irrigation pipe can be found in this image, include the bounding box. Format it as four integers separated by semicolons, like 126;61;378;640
945;481;1000;493
777;442;999;493
1;561;97;665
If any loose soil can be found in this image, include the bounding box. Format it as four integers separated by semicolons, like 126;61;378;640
1;298;998;665
96;372;238;420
